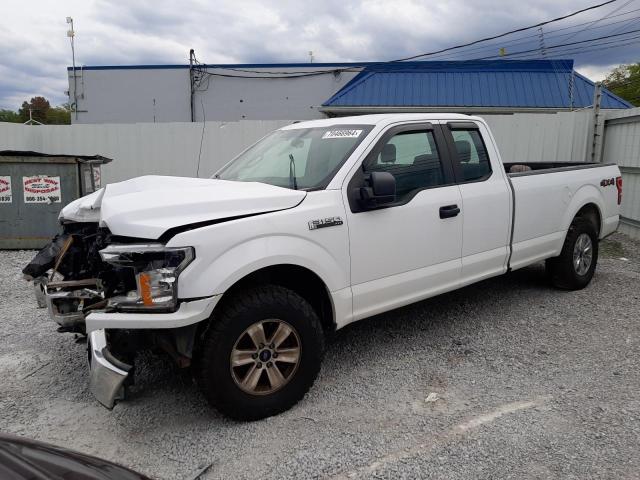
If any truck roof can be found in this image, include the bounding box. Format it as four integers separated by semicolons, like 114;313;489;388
281;113;482;130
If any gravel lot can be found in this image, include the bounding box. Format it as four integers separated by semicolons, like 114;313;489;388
1;232;639;479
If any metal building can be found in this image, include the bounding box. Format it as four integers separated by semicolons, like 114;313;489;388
67;60;630;124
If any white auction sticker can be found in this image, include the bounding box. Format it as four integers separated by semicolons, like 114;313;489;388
0;176;11;203
322;129;362;139
23;175;61;203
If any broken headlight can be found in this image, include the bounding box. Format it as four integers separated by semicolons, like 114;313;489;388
99;244;194;312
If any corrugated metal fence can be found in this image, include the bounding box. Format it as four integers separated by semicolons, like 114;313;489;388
4;110;639;239
484;111;591;163
0;120;289;185
0;112;592;185
602;107;640;239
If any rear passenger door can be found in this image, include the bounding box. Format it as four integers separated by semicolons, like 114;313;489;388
344;123;463;321
443;122;512;285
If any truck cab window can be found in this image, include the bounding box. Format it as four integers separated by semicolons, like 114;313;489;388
216;125;372;190
451;130;491;181
364;130;445;200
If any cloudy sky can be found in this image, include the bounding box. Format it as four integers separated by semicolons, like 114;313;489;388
1;0;639;110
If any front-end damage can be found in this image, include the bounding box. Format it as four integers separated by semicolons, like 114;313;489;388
88;329;131;408
21;175;307;409
23;222;137;333
23;221;216;409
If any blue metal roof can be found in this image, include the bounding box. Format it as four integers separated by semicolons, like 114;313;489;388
323;60;631;109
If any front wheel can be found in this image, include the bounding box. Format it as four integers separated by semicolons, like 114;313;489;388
546;218;599;290
195;285;324;421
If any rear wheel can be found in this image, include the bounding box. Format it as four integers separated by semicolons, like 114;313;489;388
546;218;599;290
195;285;324;421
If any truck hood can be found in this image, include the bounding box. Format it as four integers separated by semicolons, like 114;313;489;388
59;176;306;239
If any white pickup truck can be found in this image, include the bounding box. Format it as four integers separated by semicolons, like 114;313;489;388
24;114;622;420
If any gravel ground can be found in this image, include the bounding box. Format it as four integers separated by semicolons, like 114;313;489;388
1;232;639;479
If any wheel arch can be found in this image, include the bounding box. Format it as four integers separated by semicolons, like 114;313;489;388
217;264;337;333
562;185;605;237
573;202;602;236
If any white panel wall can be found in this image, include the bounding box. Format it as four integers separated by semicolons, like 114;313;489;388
483;111;591;163
70;67;360;124
0;120;289;184
602;107;640;239
0;110;598;187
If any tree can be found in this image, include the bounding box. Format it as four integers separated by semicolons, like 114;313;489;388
18;96;50;124
0;109;20;123
46;104;71;125
602;63;640;107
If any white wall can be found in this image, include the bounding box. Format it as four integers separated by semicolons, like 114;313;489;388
0;120;289;184
70;67;360;124
602;107;640;239
482;111;591;163
0;111;594;186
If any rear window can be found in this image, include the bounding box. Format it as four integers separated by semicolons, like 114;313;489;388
451;130;491;182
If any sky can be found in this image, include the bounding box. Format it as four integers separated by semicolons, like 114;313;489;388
1;0;639;110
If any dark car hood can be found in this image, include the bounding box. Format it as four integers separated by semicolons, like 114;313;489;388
0;433;151;480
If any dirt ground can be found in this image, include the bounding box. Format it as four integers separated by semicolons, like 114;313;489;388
1;233;639;479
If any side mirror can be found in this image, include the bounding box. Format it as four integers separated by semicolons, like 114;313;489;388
359;171;396;209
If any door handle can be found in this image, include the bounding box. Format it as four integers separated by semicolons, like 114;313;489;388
439;204;460;219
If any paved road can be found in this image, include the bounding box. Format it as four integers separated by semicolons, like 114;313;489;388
1;233;639;479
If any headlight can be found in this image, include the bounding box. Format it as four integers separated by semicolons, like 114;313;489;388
99;244;194;312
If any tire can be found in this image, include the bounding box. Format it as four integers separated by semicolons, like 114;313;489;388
195;284;324;421
546;217;599;290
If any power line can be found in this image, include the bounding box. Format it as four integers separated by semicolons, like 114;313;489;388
191;0;620;79
427;10;640;61
392;0;619;61
218;6;640;68
478;27;640;59
560;0;635;43
502;32;640;59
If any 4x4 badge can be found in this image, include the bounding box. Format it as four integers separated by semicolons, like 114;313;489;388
308;217;344;230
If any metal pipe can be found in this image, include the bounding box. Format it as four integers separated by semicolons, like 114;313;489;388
67;17;78;121
189;49;195;122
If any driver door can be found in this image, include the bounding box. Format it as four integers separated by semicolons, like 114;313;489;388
344;123;463;321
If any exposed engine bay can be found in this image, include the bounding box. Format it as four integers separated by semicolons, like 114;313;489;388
23;223;134;331
23;221;199;371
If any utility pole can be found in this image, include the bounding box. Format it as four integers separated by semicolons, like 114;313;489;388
189;49;196;122
537;27;547;57
66;17;78;121
588;82;603;163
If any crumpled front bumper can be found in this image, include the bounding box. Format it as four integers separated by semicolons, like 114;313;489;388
88;329;131;409
85;296;219;409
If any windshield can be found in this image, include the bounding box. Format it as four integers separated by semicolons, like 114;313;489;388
215;125;373;190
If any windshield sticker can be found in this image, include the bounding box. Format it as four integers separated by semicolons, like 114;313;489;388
322;129;362;139
0;176;11;203
23;175;61;204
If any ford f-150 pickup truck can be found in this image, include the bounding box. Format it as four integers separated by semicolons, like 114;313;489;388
23;114;622;420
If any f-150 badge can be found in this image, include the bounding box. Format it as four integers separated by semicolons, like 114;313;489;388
308;217;344;230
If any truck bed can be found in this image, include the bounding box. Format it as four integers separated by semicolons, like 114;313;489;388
504;161;620;271
503;161;616;176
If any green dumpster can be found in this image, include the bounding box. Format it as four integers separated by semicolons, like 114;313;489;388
0;151;112;249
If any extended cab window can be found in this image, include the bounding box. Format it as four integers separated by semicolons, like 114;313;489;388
364;130;445;200
451;129;491;182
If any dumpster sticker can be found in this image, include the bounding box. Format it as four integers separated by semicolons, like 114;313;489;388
93;167;101;189
23;175;61;203
0;176;11;203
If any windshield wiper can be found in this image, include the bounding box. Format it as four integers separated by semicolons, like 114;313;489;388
288;153;298;190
